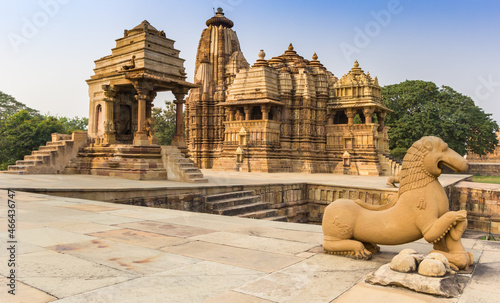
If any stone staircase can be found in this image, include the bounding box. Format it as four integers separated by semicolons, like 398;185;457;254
161;146;208;183
202;190;288;221
3;132;88;175
379;153;402;177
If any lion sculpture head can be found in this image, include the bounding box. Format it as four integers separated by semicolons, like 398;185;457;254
398;136;468;195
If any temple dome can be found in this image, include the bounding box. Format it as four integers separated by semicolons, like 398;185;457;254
206;8;234;28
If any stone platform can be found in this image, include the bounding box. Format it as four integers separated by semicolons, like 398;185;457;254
0;189;498;302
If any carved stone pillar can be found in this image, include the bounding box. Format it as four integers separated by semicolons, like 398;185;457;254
328;111;335;125
345;108;356;125
146;91;156;119
363;108;375;124
244;106;251;121
102;85;118;145
171;92;186;147
261;104;270;120
228;108;235;121
133;90;150;146
378;111;386;131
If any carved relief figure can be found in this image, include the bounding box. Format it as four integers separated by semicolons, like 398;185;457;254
144;117;157;144
322;136;473;270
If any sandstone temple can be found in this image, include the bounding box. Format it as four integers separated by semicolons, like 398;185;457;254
185;8;396;176
4;9;400;178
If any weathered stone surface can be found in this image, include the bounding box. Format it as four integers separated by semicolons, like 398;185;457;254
366;264;467;298
390;254;418;273
451;181;500;234
418;259;447;277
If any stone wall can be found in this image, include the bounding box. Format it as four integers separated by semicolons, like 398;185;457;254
306;184;398;224
450;181;500;234
467;163;500;176
29;177;500;234
34;182;397;225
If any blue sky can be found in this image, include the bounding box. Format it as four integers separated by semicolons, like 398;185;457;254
1;0;499;125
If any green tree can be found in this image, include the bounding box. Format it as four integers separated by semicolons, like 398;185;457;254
0;91;38;119
0;110;65;170
57;116;88;133
353;114;362;124
382;80;498;159
152;101;177;145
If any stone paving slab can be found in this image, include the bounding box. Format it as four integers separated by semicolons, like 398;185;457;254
0;275;57;303
0;250;137;299
0;189;497;303
161;241;304;273
56;261;265;303
88;228;191;249
190;231;319;255
116;220;216;238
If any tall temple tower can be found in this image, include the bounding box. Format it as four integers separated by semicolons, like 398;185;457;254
185;8;249;168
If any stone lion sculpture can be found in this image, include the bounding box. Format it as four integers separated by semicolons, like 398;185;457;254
322;136;473;270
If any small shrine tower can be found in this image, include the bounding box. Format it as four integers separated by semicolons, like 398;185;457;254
87;20;196;147
185;8;249;168
327;61;392;175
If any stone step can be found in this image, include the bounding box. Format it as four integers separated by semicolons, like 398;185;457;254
32;150;55;156
16;160;43;166
8;165;28;172
191;178;209;183
262;216;288;222
215;202;269;216
180;167;201;174
0;170;25;174
39;145;60;152
205;195;261;211
185;172;204;179
238;209;278;219
46;141;66;146
204;190;255;203
174;157;194;164
25;154;51;162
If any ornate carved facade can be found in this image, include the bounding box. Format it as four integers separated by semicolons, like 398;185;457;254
186;9;393;175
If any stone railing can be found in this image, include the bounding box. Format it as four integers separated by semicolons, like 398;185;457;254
451;181;500;234
223;120;281;145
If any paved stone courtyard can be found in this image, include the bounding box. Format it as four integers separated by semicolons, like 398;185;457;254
0;173;498;302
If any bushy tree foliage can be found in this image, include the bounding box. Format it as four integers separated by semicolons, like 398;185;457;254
0;110;65;169
0;91;37;118
382;80;498;159
0;91;88;169
152;101;177;145
57;116;89;133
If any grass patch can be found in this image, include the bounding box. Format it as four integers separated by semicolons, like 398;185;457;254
473;175;500;185
480;235;499;241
